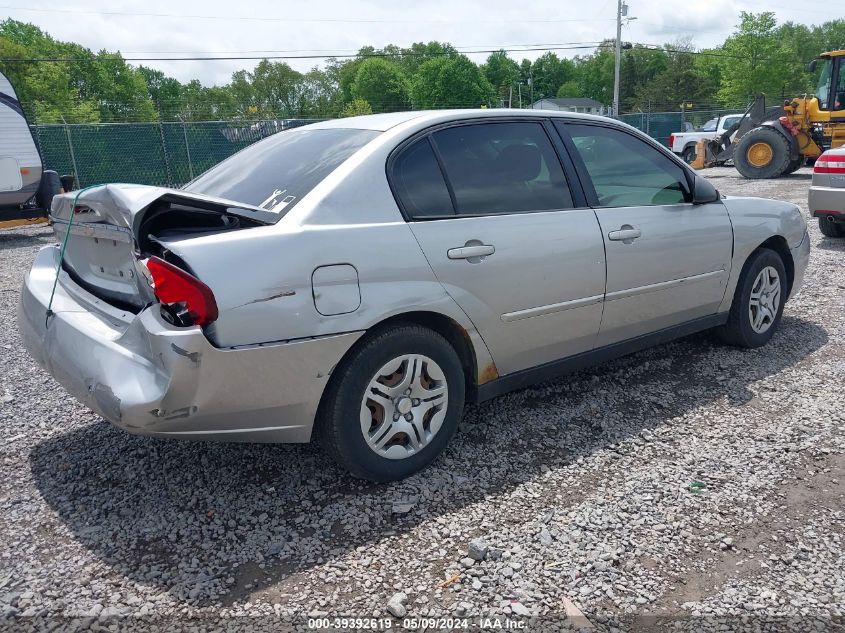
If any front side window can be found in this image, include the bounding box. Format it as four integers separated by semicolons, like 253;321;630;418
835;64;845;111
430;122;574;215
561;123;690;207
816;58;833;110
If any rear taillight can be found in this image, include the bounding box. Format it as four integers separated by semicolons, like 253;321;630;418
669;133;675;148
814;152;845;174
144;256;218;327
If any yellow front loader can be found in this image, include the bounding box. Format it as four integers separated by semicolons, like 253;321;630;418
698;50;845;178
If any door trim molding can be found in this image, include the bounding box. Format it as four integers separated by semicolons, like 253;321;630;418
472;312;728;402
501;294;603;322
605;269;725;302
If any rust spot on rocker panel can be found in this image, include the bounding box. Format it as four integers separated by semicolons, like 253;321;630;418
478;361;499;385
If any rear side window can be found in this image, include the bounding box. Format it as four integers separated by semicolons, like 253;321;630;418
185;128;379;221
560;123;690;207
391;137;454;217
431;122;574;215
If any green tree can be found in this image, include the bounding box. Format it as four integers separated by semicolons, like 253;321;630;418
411;55;496;108
351;58;409;112
482;50;520;104
531;52;575;100
718;12;799;105
619;45;668;110
139;66;183;120
246;60;305;117
300;66;343;117
341;98;373;117
556;81;583;98
632;42;714;111
573;44;615;105
396;41;458;76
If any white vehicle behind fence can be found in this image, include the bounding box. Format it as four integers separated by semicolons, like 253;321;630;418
1;70;63;229
0;71;42;208
669;114;745;163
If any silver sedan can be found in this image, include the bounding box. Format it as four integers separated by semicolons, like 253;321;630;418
19;110;810;481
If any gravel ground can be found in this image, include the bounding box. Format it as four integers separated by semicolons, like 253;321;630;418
1;166;843;632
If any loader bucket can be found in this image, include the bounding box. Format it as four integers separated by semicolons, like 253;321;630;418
691;139;708;169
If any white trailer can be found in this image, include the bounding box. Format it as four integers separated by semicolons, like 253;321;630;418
0;71;43;208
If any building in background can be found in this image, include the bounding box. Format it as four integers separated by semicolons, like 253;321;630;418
530;98;607;115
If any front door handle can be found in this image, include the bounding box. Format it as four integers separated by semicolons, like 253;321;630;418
447;244;495;260
607;225;642;243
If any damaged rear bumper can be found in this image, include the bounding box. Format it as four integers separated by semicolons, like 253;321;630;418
18;245;363;442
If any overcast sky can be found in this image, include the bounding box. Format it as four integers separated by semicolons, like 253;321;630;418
2;0;835;85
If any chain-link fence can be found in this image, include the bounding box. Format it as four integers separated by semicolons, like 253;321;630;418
30;119;320;188
619;108;747;147
31;110;749;188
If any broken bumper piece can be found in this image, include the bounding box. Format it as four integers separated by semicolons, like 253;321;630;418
19;245;363;442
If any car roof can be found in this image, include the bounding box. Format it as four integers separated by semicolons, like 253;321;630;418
308;108;616;132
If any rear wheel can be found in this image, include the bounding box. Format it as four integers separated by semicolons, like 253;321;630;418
819;216;845;237
718;248;787;348
733;127;791;179
682;146;697;164
316;324;465;482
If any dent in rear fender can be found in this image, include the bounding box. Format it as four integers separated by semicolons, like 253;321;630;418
718;197;807;312
164;221;497;383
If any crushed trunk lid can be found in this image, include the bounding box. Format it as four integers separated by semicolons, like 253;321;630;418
50;184;270;310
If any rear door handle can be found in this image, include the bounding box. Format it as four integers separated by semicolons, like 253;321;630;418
607;225;642;242
447;244;495;259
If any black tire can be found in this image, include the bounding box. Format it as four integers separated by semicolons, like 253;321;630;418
35;170;61;212
316;324;465;482
718;248;787;348
733;127;791;179
818;216;845;237
682;146;697;164
785;156;804;173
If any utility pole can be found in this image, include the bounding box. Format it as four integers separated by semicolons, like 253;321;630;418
612;0;623;118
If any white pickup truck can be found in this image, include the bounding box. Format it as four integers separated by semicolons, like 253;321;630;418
669;113;745;163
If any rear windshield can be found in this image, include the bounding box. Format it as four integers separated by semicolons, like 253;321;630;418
184;127;379;221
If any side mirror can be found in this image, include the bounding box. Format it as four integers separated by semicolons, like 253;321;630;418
807;59;817;73
692;174;720;205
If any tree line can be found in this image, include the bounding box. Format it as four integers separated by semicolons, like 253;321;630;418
1;14;843;124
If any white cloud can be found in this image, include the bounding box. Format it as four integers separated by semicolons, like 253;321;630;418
3;0;832;85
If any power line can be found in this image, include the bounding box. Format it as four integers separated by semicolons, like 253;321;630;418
0;43;615;63
0;5;615;24
117;42;606;55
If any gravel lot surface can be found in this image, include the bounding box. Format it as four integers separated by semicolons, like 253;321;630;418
1;167;843;632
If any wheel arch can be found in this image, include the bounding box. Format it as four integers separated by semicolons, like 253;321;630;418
755;235;795;298
325;310;495;403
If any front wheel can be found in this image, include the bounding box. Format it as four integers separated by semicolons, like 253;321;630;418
733;127;791;179
316;324;465;482
718;248;787;348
